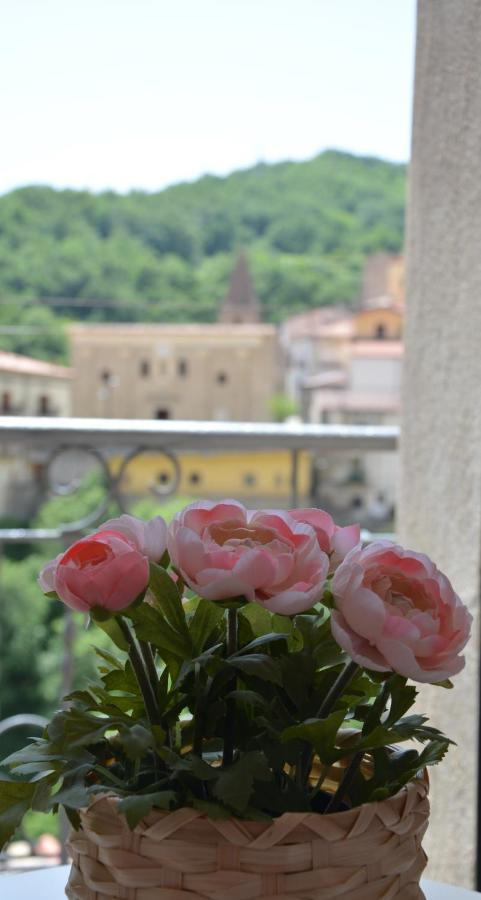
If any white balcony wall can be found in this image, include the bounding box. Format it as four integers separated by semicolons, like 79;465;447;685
399;0;481;887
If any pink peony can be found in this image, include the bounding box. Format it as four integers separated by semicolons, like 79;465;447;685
168;500;329;614
100;514;167;562
288;508;360;572
331;541;472;683
38;514;167;613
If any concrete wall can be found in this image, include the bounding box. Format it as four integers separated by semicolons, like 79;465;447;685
399;0;481;887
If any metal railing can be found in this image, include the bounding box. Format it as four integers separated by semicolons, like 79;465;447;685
0;415;399;543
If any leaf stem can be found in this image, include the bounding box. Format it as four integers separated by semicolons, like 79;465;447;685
316;660;360;720
116;618;161;727
192;663;204;759
325;677;392;813
299;660;359;790
222;608;238;767
139;640;161;707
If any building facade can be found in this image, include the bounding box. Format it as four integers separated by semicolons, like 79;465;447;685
70;322;279;421
69;255;279;421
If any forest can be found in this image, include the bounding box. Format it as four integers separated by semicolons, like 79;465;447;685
0;150;406;362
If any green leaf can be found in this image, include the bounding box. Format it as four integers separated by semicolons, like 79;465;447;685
118;791;176;829
226;690;268;710
102;661;139;696
418;739;451;768
188;597;224;655
116;724;155;760
232;632;291;656
93;645;124;670
213;752;272;814
433;679;454;689
190;798;232;819
48;782;91;810
229;653;282;685
0;780;37;847
385;676;417;726
149;562;190;637
281;710;346;764
158;748;218;781
128;603;191;660
94;616;129;651
47;708;124;750
239;604;272;637
272;614;303;651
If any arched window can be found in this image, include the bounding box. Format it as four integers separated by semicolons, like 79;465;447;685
178;359;188;377
375;323;386;340
140;360;151;378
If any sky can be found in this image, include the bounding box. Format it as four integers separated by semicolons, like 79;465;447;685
0;0;417;195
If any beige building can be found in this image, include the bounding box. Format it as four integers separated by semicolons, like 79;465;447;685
281;254;405;523
70;322;278;421
69;256;280;421
0;351;72;417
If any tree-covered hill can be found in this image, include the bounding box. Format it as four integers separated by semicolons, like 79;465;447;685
0;150;406;361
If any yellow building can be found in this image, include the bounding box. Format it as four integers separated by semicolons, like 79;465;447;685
110;448;312;506
351;305;403;341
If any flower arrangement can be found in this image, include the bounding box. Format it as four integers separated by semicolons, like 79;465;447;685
0;500;472;845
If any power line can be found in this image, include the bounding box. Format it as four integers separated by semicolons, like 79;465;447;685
0;296;177;308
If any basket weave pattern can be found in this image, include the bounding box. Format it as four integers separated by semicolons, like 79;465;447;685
66;775;429;900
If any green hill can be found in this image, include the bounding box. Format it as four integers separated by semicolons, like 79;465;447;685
0;150;406;361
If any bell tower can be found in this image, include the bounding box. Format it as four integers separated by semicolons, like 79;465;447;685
218;252;261;324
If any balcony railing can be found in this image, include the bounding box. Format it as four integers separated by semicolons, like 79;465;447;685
0;415;399;543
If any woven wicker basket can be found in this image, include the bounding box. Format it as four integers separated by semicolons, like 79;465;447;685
66;769;429;900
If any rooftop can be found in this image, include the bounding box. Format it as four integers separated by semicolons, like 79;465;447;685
0;351;72;379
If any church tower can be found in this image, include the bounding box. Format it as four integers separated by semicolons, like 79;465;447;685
218;252;261;324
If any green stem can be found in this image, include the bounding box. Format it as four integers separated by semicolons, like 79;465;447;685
117;618;161;727
192;664;204;759
316;661;360;720
139;640;161;708
299;660;360;789
222;608;238;767
325;677;392;814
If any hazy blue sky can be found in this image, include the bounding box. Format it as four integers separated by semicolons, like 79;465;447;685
1;0;417;194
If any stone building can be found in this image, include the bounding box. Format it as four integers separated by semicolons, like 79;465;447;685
69;256;279;421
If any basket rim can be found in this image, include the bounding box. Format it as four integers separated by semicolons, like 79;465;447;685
79;768;429;831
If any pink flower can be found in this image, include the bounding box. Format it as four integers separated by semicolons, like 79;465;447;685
288;508;360;572
168;499;329;614
101;514;167;562
38;514;167;613
331;541;472;683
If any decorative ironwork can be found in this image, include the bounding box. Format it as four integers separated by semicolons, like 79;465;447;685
0;417;398;543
